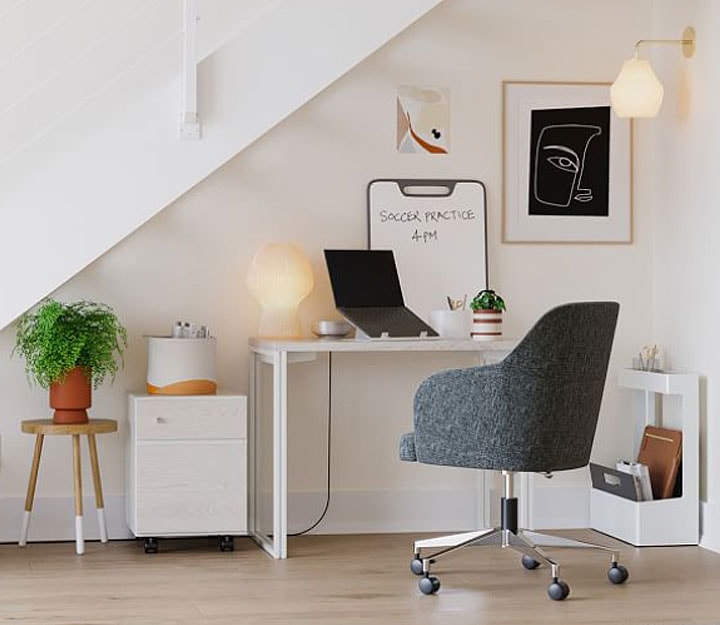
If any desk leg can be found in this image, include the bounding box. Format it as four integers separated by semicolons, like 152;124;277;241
19;433;44;547
248;350;257;539
87;433;108;543
72;434;84;555
248;349;288;559
273;349;288;559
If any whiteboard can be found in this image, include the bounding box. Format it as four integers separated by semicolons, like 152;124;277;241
367;179;487;321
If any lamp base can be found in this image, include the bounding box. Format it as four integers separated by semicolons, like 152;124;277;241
257;308;301;339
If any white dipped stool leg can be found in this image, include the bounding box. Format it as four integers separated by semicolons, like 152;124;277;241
72;434;85;555
88;433;109;543
19;434;44;547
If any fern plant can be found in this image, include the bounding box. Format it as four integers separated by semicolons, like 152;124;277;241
13;299;127;389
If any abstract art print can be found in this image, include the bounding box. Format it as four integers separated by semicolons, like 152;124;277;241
397;86;449;154
503;82;632;243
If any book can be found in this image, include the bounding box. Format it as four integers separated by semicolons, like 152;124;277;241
616;461;653;501
614;461;643;500
636;426;682;499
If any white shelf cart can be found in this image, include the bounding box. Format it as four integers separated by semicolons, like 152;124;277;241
591;369;699;546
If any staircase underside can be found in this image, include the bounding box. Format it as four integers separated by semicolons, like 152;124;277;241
0;0;444;330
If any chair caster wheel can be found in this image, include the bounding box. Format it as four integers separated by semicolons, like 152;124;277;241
418;575;440;595
410;558;424;576
608;563;629;584
548;578;570;601
521;554;540;570
143;537;159;554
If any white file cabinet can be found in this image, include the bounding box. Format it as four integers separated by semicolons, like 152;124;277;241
126;393;247;553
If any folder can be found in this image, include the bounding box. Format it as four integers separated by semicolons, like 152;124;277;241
636;426;682;499
589;463;641;501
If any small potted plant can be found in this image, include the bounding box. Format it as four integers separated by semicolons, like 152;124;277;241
13;299;128;424
470;289;506;341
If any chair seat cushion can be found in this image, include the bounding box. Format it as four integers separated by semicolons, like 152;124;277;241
399;432;417;462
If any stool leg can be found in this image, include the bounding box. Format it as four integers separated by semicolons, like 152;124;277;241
72;434;84;555
87;433;108;543
19;434;44;547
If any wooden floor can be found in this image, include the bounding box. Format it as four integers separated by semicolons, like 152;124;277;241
1;531;719;624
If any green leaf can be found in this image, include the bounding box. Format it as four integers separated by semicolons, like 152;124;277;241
12;299;127;389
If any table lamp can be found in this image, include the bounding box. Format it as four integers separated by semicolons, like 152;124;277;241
246;243;314;338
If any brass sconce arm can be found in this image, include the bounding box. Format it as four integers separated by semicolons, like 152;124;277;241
634;26;695;59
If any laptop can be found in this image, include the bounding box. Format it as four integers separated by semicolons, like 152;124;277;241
323;249;439;339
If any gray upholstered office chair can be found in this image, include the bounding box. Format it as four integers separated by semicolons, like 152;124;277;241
399;301;626;601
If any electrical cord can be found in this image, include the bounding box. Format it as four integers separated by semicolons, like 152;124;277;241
288;351;332;537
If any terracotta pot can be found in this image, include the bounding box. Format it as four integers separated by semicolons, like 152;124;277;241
49;366;91;424
471;310;503;341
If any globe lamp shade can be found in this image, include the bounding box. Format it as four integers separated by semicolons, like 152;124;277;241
610;57;664;118
246;243;314;338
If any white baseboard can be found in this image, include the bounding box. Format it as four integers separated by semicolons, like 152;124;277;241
1;490;483;543
0;484;592;544
287;488;484;534
528;484;589;530
0;496;132;544
700;500;720;553
289;484;590;535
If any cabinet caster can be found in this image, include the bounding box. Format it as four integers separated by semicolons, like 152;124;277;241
143;537;159;554
418;575;440;595
608;563;629;584
547;578;570;601
219;536;234;552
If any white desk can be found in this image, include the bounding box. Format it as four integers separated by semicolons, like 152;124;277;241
247;337;516;558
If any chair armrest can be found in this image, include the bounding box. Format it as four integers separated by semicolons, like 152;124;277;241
411;363;512;469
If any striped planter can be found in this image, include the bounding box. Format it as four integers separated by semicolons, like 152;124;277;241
471;310;503;341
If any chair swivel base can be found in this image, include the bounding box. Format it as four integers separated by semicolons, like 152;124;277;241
410;526;628;600
410;477;629;601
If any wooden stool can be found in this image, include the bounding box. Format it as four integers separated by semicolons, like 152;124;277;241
19;419;118;555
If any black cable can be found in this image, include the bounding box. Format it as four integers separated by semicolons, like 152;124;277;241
288;351;332;537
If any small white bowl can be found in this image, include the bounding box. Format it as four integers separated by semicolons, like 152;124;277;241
312;319;352;338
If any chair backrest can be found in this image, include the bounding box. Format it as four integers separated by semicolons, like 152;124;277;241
499;301;620;471
411;301;619;473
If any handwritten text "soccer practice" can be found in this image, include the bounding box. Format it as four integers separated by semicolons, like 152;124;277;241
378;209;476;224
378;208;476;243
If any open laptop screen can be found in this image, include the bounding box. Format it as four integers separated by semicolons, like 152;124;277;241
324;250;404;308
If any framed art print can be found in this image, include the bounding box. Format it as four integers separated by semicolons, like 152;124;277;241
503;81;632;243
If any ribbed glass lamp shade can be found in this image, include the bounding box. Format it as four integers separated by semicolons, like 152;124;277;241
246;243;314;338
610;57;664;118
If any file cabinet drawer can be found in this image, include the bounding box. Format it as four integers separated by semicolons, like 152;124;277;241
134;396;246;440
135;440;247;535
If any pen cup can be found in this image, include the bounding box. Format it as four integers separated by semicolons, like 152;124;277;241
429;309;472;339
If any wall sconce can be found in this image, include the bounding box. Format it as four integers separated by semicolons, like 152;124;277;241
246;243;314;338
610;26;695;118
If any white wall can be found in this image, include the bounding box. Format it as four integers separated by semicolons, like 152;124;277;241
649;0;720;550
0;0;654;541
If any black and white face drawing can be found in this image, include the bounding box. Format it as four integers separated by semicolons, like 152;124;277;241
528;106;610;217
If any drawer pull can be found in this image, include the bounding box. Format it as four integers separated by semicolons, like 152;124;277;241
155;417;167;424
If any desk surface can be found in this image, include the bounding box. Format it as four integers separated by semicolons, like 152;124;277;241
249;337;517;354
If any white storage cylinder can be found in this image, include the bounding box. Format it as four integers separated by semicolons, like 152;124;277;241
146;337;217;395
